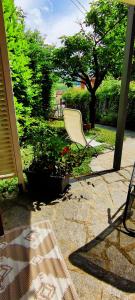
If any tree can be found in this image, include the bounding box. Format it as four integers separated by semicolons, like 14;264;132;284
53;0;127;128
3;0;33;105
25;30;54;118
3;0;55;122
3;0;56;141
3;0;34;141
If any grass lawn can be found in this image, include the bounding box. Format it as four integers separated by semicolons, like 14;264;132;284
49;120;116;146
86;126;116;147
48;120;64;128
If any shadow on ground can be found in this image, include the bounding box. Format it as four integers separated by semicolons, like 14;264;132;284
70;168;115;184
69;212;135;293
0;189;70;213
0;168;117;215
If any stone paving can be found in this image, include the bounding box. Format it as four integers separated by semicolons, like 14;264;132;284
1;133;135;300
91;128;135;172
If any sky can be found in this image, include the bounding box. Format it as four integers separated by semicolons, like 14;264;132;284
14;0;90;45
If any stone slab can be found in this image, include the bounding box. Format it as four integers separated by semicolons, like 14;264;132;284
102;172;124;184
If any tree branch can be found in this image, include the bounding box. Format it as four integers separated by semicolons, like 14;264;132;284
79;21;95;44
96;14;127;45
79;13;127;46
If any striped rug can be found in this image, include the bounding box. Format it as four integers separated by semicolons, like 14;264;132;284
0;220;78;299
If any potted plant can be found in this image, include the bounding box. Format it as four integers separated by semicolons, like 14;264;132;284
25;123;82;197
83;123;91;131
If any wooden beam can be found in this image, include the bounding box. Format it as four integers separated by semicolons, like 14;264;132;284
0;1;25;189
0;212;4;236
113;6;135;170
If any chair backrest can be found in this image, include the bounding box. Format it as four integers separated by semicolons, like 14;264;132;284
63;108;87;147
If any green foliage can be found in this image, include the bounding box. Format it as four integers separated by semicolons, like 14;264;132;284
47;120;65;136
96;77;120;125
3;0;33;105
96;78;135;129
3;1;56;142
126;82;135;129
21;146;33;169
63;88;90;123
25;122;69;175
52;0;127;127
24;120;100;177
0;177;18;194
71;147;101;177
87;127;116;146
54;81;68;92
99;113;118;126
48;120;64;128
3;0;34;142
14;97;32;141
27;119;110;177
96;77;121;104
86;0;127;78
53;33;94;87
25;30;54;118
22;122;115;176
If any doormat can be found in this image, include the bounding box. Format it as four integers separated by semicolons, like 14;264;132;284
0;220;78;299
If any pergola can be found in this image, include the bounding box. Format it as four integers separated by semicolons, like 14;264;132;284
0;0;134;189
113;1;135;170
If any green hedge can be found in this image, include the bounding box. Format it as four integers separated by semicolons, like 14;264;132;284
63;88;90;123
126;82;135;129
96;79;135;129
62;80;135;129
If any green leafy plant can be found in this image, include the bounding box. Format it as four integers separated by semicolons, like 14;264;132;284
25;122;85;177
58;146;88;176
0;178;18;194
100;112;118;126
96;78;135;129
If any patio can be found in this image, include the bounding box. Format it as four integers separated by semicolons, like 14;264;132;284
0;1;135;297
1;132;135;300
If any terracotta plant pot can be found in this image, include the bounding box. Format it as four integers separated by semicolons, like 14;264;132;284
83;123;91;131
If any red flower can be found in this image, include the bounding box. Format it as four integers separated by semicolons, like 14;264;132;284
61;146;70;156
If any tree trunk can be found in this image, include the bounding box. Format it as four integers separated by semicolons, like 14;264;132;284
89;91;97;129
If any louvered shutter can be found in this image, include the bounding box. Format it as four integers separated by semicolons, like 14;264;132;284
0;1;24;188
0;50;16;177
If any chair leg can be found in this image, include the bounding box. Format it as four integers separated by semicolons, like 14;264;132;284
0;213;4;236
123;192;135;237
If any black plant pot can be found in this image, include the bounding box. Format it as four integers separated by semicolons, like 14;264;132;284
25;170;69;198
